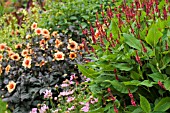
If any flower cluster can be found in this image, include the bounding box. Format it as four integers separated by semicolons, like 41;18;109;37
0;22;85;112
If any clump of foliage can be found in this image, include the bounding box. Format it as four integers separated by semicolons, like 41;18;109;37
79;0;170;112
38;0;112;42
0;23;85;112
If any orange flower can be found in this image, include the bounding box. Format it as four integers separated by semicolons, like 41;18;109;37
0;43;6;51
21;49;29;57
54;52;65;61
26;34;31;39
69;52;77;60
39;39;46;47
51;31;58;37
15;44;22;49
11;53;20;61
35;28;42;35
6;81;16;93
0;54;3;61
22;56;32;68
94;30;100;39
5;65;11;74
43;34;50;41
78;44;84;50
55;39;62;48
42;29;50;36
11;30;15;36
31;22;38;30
6;47;12;52
67;40;78;51
39;60;46;67
8;51;15;58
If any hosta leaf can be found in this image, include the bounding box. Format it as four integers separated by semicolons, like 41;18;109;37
145;24;163;47
139;94;151;113
154;97;170;111
123;33;142;51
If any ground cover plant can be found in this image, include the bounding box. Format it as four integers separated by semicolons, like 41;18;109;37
78;0;170;112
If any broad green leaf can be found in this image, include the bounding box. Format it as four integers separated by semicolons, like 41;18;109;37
148;73;167;82
113;63;133;71
123;33;142;51
145;24;163;47
108;18;119;40
123;80;141;86
139;94;151;113
154;97;170;111
105;80;138;94
78;65;99;78
164;80;170;91
139;80;154;87
130;71;142;80
88;107;104;113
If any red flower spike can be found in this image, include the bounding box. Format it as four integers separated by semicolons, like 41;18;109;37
163;7;167;20
158;81;166;90
135;51;142;66
90;26;96;44
107;88;111;92
166;40;168;50
131;99;136;106
114;105;119;113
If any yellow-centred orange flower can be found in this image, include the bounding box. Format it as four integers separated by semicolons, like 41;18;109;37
6;81;16;93
51;31;58;37
35;28;42;35
8;51;15;58
55;39;62;48
0;43;6;51
78;44;84;50
42;29;50;36
69;52;77;60
43;34;50;41
21;49;29;57
31;22;38;30
0;54;3;61
22;56;32;68
67;40;78;51
15;44;22;49
26;34;31;39
11;53;20;61
39;39;46;47
54;52;65;61
5;65;11;74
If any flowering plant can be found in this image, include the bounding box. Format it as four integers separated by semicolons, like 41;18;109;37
79;0;170;112
0;23;85;112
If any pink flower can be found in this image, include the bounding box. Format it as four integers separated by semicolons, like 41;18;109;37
39;104;49;113
70;74;76;80
67;96;75;103
61;83;69;88
81;102;89;112
43;89;52;99
68;106;75;111
30;108;37;113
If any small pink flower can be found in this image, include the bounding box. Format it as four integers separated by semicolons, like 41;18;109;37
30;108;37;113
68;106;75;111
39;104;49;113
81;102;89;112
43;89;52;99
61;83;69;88
67;96;75;103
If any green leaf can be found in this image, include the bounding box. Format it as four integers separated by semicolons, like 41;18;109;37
105;80;138;94
164;80;170;91
139;94;151;113
145;24;163;47
70;16;77;20
139;80;154;87
148;73;167;82
78;65;100;78
113;63;133;71
154;97;170;111
123;33;142;51
108;18;119;39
